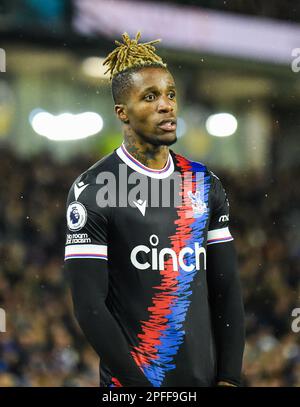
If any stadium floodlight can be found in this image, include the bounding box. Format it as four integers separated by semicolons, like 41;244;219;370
82;57;109;79
205;113;238;137
29;109;103;141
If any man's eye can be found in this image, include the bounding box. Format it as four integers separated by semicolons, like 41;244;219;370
144;94;156;101
168;92;176;99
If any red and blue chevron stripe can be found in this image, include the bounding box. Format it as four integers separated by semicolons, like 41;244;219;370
130;154;211;386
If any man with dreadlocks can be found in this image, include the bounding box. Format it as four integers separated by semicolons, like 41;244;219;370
64;32;245;387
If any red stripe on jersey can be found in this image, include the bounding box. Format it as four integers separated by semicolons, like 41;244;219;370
131;154;194;370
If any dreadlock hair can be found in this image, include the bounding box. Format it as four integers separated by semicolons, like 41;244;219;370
103;32;167;104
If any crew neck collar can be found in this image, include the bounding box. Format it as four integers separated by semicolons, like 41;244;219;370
116;143;174;179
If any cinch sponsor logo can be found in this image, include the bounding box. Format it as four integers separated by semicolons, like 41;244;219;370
66;233;91;244
130;234;206;272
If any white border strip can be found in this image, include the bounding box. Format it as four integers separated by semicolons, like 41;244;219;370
207;227;233;245
65;244;108;260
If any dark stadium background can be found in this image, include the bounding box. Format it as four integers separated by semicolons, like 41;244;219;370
0;0;299;387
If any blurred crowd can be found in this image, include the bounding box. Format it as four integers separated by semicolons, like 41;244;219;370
0;147;299;387
225;167;300;386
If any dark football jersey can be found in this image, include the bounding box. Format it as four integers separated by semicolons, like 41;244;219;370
65;143;233;387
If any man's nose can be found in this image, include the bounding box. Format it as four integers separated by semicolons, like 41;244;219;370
157;96;174;113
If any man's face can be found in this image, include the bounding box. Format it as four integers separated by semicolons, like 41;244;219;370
120;67;178;147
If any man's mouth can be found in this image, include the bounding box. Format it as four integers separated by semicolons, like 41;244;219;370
157;119;177;132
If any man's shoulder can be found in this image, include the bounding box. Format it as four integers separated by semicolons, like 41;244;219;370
67;151;118;203
71;151;118;186
170;150;225;193
171;150;213;176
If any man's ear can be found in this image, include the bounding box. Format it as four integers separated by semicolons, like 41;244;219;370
115;104;129;124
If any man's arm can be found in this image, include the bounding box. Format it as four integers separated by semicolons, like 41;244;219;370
64;180;151;387
66;259;151;386
206;173;245;386
207;241;245;386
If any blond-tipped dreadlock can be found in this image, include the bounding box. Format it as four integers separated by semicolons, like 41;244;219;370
103;32;167;80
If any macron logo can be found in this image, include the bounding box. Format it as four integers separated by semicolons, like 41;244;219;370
74;182;89;200
219;214;229;222
133;199;147;216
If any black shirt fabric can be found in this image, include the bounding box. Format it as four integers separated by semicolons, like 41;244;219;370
64;144;244;387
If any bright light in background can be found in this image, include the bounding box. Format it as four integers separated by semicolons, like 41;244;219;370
82;57;109;79
29;109;103;141
205;113;238;137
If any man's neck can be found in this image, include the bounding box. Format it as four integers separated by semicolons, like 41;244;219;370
123;132;169;170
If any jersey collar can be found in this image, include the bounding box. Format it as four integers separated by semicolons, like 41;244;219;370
116;143;175;179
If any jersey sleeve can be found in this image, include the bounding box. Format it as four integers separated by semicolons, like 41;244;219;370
64;178;152;386
206;241;245;385
65;179;109;262
208;173;234;246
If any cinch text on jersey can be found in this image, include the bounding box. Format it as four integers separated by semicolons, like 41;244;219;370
130;234;206;272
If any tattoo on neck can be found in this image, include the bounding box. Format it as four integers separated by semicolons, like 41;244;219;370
124;136;150;167
124;132;168;169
